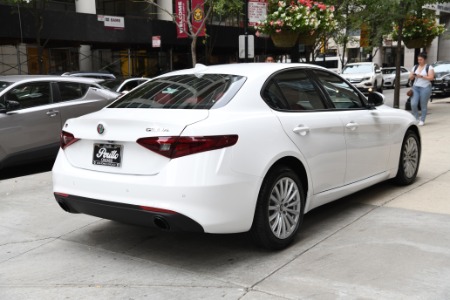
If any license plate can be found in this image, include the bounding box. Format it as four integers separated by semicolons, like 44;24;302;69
92;143;122;167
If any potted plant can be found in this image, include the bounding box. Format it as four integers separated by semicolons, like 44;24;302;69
254;0;337;48
393;14;446;49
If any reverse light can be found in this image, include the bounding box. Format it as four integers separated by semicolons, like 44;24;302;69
137;135;238;159
60;131;80;149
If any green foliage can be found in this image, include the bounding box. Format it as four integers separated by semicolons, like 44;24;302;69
392;11;446;42
212;0;243;16
254;0;337;35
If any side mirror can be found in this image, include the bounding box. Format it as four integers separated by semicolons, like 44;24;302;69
367;91;384;107
375;69;381;74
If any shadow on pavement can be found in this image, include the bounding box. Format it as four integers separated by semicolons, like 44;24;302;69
0;159;54;180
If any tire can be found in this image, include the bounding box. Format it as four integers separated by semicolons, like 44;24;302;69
394;130;421;185
250;165;305;250
377;81;383;93
406;80;411;87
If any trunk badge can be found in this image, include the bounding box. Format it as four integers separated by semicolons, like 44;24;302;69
97;124;105;134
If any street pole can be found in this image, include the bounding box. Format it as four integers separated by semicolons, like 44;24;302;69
244;1;249;62
17;3;23;74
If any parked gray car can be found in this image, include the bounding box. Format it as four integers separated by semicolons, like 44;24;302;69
100;77;151;93
0;75;119;169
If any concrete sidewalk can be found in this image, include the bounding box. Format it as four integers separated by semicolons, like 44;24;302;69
1;98;450;299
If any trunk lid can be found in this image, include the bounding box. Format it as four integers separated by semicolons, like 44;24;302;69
62;108;209;175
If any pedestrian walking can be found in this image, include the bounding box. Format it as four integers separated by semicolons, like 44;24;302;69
409;52;435;126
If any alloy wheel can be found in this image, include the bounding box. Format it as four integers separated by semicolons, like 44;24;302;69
403;136;419;179
268;177;301;239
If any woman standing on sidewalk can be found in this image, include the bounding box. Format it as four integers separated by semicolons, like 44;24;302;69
409;52;435;126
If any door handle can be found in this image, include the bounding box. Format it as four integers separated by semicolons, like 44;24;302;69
46;110;59;117
293;125;310;136
345;122;359;131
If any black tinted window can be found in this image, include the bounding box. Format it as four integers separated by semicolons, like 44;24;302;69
262;69;326;111
314;70;365;109
109;74;245;109
57;82;89;101
7;82;51;109
0;81;12;93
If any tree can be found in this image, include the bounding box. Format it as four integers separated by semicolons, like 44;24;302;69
324;0;362;68
9;0;48;74
144;0;215;67
326;0;446;108
204;0;243;64
354;0;446;108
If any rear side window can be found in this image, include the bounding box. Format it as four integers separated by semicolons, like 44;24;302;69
262;69;327;111
109;74;245;109
56;82;90;102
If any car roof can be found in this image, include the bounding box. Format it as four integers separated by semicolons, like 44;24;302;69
345;62;375;66
62;71;113;75
156;63;328;79
0;75;104;84
382;66;406;69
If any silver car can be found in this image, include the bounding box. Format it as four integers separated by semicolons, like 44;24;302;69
100;77;151;93
0;75;119;169
382;67;411;88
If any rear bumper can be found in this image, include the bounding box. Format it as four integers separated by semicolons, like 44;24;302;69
54;193;204;232
52;149;262;234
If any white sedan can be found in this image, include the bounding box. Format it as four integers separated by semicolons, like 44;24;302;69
52;63;421;250
382;67;411;88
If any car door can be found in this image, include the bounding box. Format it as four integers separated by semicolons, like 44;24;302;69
0;81;61;161
313;69;391;184
52;82;112;124
263;69;347;194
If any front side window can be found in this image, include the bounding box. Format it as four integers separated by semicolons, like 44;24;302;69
262;69;327;111
56;82;90;102
109;74;245;109
6;82;51;109
314;70;366;109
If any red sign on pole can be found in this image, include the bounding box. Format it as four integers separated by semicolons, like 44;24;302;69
152;36;161;48
176;0;188;38
191;0;205;37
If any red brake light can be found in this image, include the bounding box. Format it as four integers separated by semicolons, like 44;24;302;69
137;135;238;159
60;131;80;149
139;206;177;214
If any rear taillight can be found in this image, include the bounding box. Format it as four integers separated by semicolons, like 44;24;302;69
137;135;238;159
60;131;80;149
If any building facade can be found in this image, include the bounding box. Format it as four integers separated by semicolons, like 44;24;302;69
0;0;255;76
1;1;449;76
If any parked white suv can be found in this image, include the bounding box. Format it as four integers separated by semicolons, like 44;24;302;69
341;62;383;94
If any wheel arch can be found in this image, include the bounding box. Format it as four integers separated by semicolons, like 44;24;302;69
263;156;309;203
407;125;421;149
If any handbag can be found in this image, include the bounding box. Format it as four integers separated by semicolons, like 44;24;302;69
405;97;421;111
406;89;413;97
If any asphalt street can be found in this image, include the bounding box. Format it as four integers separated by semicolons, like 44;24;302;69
1;87;450;299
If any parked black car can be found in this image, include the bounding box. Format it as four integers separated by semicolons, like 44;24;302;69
432;63;450;97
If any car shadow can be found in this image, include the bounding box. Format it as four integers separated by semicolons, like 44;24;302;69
0;159;54;180
60;181;397;276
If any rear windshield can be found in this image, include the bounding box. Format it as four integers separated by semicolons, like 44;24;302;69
108;74;246;109
0;81;12;93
